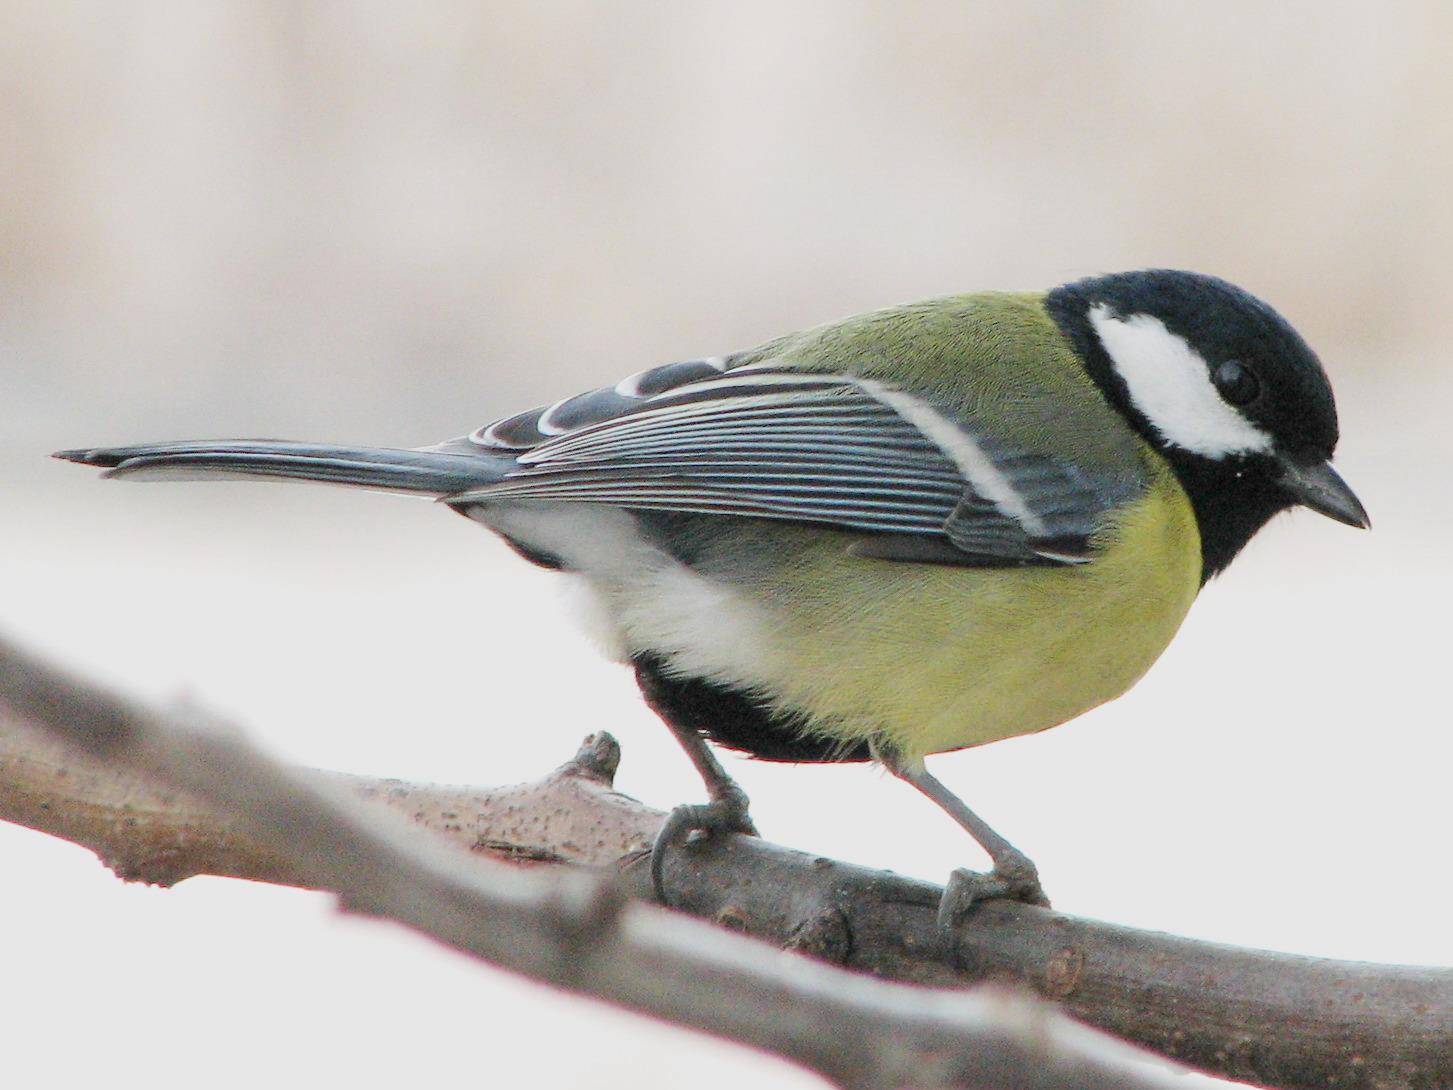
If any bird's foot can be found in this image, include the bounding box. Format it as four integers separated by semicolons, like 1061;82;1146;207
937;848;1049;934
650;781;758;905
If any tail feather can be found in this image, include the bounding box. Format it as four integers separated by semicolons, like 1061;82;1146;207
54;440;507;495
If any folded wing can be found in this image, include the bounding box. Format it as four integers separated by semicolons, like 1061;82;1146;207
450;360;1144;567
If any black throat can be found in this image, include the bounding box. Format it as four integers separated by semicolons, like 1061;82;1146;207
1044;289;1291;584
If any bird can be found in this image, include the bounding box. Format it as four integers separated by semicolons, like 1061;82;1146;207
57;269;1368;924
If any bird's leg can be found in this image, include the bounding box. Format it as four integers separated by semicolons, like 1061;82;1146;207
880;750;1050;930
633;658;760;903
649;720;759;905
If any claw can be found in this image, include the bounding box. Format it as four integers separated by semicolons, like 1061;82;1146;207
649;789;757;905
937;852;1050;935
879;752;1051;939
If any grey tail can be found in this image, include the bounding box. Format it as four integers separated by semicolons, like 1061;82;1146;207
54;440;508;495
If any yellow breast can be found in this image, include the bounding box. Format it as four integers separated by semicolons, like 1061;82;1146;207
746;446;1202;760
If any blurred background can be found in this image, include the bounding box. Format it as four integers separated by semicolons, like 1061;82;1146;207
2;4;1449;1088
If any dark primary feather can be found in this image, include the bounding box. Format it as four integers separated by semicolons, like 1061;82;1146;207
457;359;1140;567
472;385;961;536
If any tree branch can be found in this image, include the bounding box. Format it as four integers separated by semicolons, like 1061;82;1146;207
0;632;1188;1090
2;632;1449;1089
0;704;659;885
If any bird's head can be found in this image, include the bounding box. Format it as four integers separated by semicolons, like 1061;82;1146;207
1047;269;1368;581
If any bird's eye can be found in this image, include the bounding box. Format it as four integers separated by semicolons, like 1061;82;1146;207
1213;360;1261;406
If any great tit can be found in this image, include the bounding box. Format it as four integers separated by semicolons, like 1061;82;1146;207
57;269;1368;919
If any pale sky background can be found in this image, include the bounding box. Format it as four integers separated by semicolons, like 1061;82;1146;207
3;4;1451;1088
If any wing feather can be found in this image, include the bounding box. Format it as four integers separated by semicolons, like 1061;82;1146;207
451;362;1141;566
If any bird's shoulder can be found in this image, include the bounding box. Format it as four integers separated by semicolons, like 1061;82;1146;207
464;290;1144;478
443;291;1163;570
743;291;1139;472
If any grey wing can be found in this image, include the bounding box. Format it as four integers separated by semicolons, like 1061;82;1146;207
446;358;1144;567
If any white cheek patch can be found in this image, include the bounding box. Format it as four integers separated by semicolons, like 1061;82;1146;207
1088;305;1272;459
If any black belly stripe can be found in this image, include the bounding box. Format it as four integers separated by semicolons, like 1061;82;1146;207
632;652;872;764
